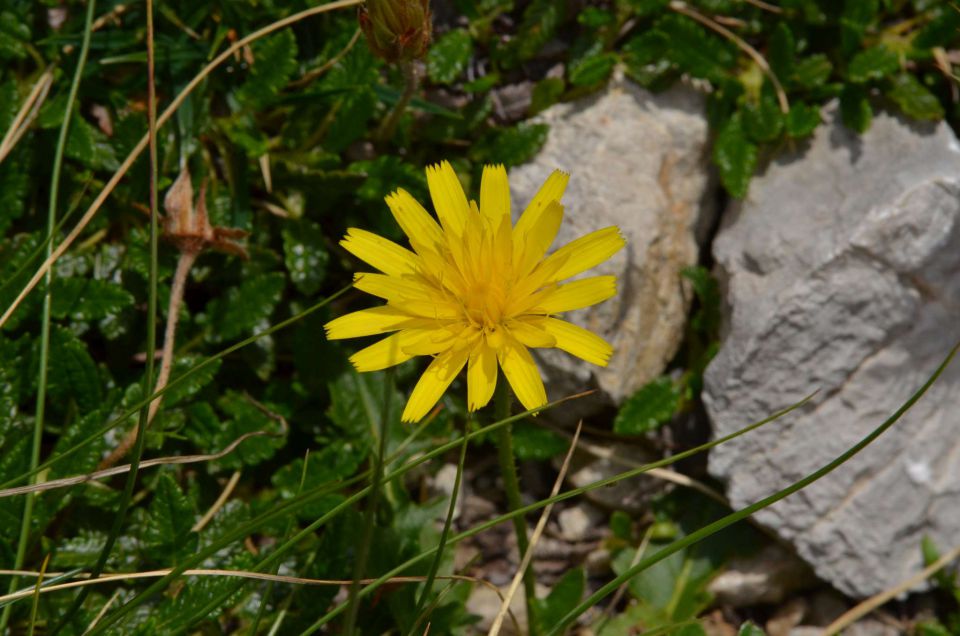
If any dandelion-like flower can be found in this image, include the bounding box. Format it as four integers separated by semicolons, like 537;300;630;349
325;161;625;422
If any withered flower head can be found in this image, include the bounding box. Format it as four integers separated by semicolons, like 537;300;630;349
162;168;249;258
358;0;431;64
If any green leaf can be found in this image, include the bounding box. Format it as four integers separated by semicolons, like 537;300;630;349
536;568;585;633
145;473;197;556
282;220;329;296
657;14;735;83
614;376;682;435
841;0;879;55
0;11;30;61
502;0;565;65
50;278;134;322
530;77;565;116
427;29;473;84
569;50;617;87
0;147;29;235
271;441;364;519
0;79;17;134
768;23;795;81
784;103;821;138
66;112;119;171
511;421;568;461
681;266;721;338
914;8;960;49
741;94;784;143
162;356;222;407
235;29;298;108
712;114;757;198
791;54;832;89
738;621;767;636
621;30;672;87
203;271;286;342
840;83;872;132
848;45;899;83
186;391;285;469
46;326;102;414
470;123;549;167
328;368;401;448
578;7;614;28
916;622;953;636
887;73;944;121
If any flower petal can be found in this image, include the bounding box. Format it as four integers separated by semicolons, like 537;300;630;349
426;161;469;236
515;200;563;275
541;317;613;366
385;188;445;253
480;164;510;223
349;332;416;371
467;344;498;411
542;226;625;282
513;170;568;239
353;272;432;301
498;339;547;412
341;228;418;277
324;305;423;340
402;346;470;422
507;320;556;349
533;275;617;314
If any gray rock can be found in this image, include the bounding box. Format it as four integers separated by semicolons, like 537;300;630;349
510;75;716;409
704;102;960;598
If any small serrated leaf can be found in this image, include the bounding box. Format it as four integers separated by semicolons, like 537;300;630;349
46;326;101;413
738;621;767;636
613;376;682;435
785;103;821;138
848;45;899;83
887;73;944;121
282;220;329;296
742;94;784;143
145;473;197;556
203;271;286;342
840;83;872;132
511;421;568;461
791;54;832;89
712;114;757;198
235;30;298;108
536;568;585;633
529;77;565;116
50;278;134;322
427;29;473;84
569;50;616;87
470;123;549;167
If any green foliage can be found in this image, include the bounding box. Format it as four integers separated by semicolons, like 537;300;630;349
713;114;758;198
511;420;568;460
536;568;585;632
614;377;682;435
427;29;473;85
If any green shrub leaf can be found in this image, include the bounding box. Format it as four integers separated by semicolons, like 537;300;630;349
614;376;681;435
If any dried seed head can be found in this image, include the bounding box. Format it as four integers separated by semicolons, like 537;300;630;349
162;167;248;258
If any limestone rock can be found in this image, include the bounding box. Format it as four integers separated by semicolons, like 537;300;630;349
510;77;716;409
704;103;960;598
707;544;815;607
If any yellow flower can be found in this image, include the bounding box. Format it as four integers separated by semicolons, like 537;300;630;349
325;161;625;422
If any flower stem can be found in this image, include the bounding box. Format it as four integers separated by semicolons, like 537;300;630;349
493;382;539;635
376;60;418;143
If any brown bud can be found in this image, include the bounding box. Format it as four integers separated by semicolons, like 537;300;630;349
359;0;431;64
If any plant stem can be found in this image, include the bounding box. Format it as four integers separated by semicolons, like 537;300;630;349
0;1;96;633
343;368;394;635
99;249;198;469
376;60;418;143
493;382;539;635
409;416;470;633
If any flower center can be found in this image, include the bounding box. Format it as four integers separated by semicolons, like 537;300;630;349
464;280;504;328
